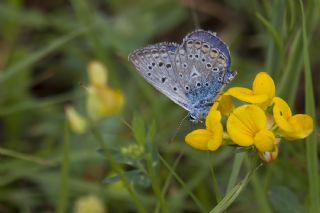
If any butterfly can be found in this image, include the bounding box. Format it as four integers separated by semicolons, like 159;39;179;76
128;30;237;122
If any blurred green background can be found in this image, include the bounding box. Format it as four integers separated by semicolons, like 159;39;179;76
0;0;319;212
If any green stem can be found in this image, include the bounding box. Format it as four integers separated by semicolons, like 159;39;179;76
226;151;246;194
57;123;70;213
0;147;55;166
159;154;206;213
146;152;169;213
245;157;272;213
154;150;184;213
207;152;222;203
300;1;320;211
90;123;147;213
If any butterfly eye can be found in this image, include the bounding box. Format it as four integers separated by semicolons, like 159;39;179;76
206;63;212;68
166;64;172;68
196;82;201;87
158;62;164;67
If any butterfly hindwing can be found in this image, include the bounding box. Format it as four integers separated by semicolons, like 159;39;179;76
175;31;232;114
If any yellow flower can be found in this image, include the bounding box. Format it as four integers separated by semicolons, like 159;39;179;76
211;94;235;116
88;61;108;86
74;194;106;213
227;104;275;152
185;110;223;151
86;61;124;120
227;72;275;108
258;144;279;163
273;97;313;140
65;105;87;134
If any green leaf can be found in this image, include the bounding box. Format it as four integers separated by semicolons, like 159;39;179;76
209;164;259;213
132;114;146;145
104;170;151;188
269;186;303;213
97;147;142;167
147;120;157;143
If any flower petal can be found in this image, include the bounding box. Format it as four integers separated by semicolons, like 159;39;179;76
252;72;275;107
254;129;275;152
207;122;223;151
65;105;87;134
227;87;268;104
258;145;279;163
273;97;293;132
87;86;124;120
217;95;234;116
185;129;213;150
227;105;267;146
88;61;108;86
206;109;221;132
285;114;314;139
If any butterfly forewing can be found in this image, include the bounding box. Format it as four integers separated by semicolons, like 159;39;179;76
128;42;189;110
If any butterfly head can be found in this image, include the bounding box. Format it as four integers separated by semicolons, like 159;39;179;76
188;109;208;123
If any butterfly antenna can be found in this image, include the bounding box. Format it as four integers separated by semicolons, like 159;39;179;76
189;0;200;29
170;113;189;143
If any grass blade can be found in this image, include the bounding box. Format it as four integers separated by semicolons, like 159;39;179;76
159;154;206;213
300;1;320;211
209;164;261;213
0;29;85;83
0;147;55;166
226;151;246;194
57;122;70;213
263;0;286;80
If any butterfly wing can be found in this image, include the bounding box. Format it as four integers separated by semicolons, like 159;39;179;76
128;42;189;110
175;30;236;119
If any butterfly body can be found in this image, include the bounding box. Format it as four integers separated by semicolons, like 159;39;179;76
129;30;236;121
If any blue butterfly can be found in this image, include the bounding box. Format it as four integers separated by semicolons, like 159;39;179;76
129;30;236;121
